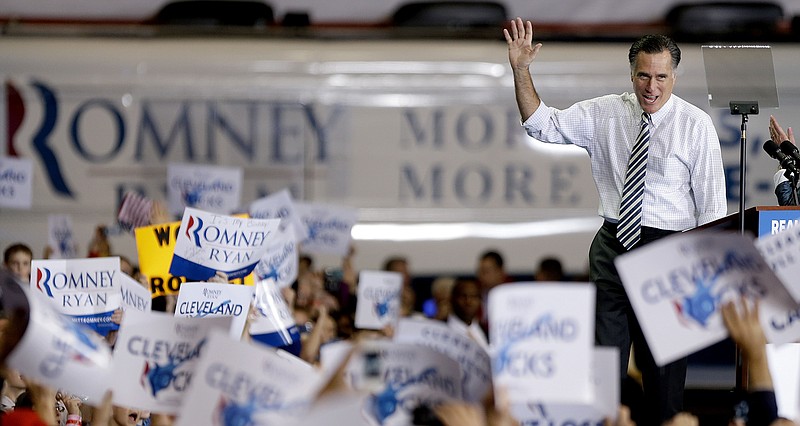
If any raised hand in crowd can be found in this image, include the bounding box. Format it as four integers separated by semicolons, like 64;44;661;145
721;298;770;390
769;115;795;147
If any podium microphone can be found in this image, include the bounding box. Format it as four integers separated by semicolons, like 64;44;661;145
764;140;799;174
779;140;800;164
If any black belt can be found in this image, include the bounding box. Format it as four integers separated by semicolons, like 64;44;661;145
602;220;679;240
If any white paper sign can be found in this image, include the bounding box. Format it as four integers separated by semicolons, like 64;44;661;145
355;270;403;330
395;317;492;403
249;280;302;357
176;331;322;426
254;225;299;288
169;207;280;281
294;201;358;256
110;310;232;414
167;162;243;215
120;273;152;312
249;188;309;240
616;232;798;366
513;347;619;425
348;341;462;426
174;281;254;338
756;226;800;303
30;257;122;336
2;275;112;403
767;343;800;423
0;155;33;209
47;214;78;259
488;283;595;405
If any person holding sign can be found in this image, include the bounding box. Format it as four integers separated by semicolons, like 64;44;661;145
767;116;800;206
505;18;727;425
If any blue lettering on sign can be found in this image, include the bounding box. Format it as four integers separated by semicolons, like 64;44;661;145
640;251;766;328
771;307;800;331
367;367;457;425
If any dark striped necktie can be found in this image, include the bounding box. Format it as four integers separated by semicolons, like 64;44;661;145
617;112;650;250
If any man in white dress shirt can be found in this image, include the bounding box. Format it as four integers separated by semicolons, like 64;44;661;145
446;278;489;352
504;18;727;426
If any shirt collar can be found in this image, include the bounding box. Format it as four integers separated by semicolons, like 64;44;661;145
645;94;675;128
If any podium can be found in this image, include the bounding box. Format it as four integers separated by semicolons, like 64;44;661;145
693;205;800;237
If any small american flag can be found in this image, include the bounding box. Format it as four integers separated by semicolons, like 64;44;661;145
117;191;153;232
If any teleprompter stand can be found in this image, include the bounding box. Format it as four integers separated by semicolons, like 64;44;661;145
702;44;779;392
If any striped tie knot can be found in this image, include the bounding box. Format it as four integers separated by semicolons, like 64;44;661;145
617;112;650;250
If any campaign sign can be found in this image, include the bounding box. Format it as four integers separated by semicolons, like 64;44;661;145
30;257;122;336
395;317;492;403
2;275;112;403
111;310;232;414
48;214;78;259
249;279;302;357
615;231;795;366
767;343;800;423
254;224;299;288
513;347;619;426
489;283;595;405
348;341;462;426
167;162;243;215
0;155;33;209
294;201;358;256
755;224;800;303
249;188;309;240
120;273;152;313
169;207;280;281
176;331;322;426
174;282;254;338
355;270;403;330
135;220;254;297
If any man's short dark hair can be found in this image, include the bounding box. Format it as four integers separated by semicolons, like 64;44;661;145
3;243;32;265
479;250;504;269
628;34;681;70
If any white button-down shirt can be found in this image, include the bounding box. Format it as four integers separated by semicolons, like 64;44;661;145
523;92;727;230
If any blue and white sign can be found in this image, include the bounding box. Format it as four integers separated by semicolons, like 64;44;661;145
488;283;595;406
3;278;112;404
249;188;309;240
120;273;152;313
167;162;243;215
355;270;403;330
176;331;322;426
0;155;33;209
110;310;232;414
169;207;280;281
616;232;796;366
513;347;619;425
174;282;254;338
395;317;492;403
30;257;122;336
756;224;800;303
249;280;302;357
294;201;358;256
348;341;462;426
254;225;299;288
47;214;78;259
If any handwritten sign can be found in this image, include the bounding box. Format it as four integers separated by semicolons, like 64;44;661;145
294;201;358;256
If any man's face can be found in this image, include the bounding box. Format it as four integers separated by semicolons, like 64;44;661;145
477;258;504;290
452;281;481;323
631;50;676;115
